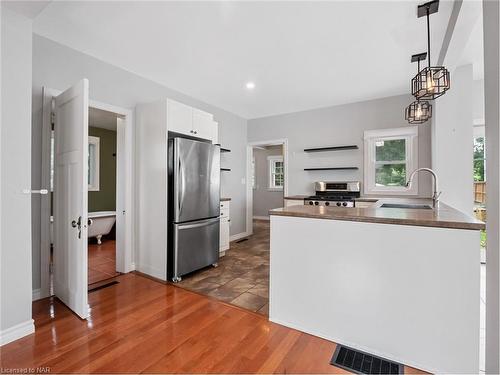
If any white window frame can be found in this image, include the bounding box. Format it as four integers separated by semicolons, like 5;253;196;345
268;155;284;191
251;155;256;189
88;135;100;191
363;126;418;195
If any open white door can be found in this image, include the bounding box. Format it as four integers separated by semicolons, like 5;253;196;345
53;79;89;319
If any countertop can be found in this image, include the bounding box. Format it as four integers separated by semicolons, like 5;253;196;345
284;195;309;200
271;198;485;230
221;197;231;202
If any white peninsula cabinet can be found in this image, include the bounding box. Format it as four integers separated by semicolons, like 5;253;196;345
135;99;219;281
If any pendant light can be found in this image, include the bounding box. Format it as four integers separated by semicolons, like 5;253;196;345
411;0;450;100
406;53;432;124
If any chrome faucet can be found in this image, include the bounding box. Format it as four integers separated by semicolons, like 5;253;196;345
406;168;441;208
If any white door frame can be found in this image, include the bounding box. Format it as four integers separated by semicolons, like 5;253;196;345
40;87;135;299
246;139;289;236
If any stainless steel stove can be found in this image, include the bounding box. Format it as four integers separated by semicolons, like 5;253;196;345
304;181;361;207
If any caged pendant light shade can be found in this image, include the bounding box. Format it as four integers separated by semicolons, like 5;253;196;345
406;53;432;124
411;0;450;100
405;100;432;124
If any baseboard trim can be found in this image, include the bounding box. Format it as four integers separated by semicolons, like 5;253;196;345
253;216;270;221
230;231;249;242
32;288;41;301
0;319;35;346
133;265;167;283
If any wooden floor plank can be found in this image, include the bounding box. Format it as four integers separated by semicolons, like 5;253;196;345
0;273;426;374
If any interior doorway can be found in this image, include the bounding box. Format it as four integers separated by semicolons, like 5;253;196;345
246;139;288;236
39;84;134;316
87;107;121;288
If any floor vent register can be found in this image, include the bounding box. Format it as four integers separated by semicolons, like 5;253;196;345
330;345;403;374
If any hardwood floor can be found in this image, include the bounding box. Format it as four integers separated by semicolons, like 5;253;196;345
88;239;120;285
1;273;425;374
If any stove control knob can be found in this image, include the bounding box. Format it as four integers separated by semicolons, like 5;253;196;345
325;201;330;206
314;201;319;206
342;202;348;207
308;201;313;205
336;202;342;207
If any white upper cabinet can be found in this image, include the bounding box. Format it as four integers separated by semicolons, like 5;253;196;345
193;109;218;143
167;99;193;135
167;99;218;143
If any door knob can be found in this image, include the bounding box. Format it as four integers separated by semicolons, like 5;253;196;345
71;216;82;238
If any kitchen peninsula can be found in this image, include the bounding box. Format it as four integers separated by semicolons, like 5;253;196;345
269;199;484;374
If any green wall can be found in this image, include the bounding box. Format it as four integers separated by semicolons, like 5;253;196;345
88;127;116;212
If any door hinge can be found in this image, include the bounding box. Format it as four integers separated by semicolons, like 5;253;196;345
50;112;55;129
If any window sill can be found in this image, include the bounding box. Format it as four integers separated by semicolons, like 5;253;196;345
364;188;418;196
267;188;284;192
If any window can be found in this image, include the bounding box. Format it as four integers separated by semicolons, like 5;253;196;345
364;126;418;195
473;126;486;182
474;137;485;182
88;136;100;191
268;155;284;190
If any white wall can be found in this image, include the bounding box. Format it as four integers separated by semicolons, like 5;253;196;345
0;8;34;344
432;64;474;214
253;147;284;217
248;94;432;198
473;79;485;122
31;35;248;290
483;1;500;372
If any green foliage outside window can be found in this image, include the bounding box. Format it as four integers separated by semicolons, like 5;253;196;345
375;139;407;187
474;137;485;182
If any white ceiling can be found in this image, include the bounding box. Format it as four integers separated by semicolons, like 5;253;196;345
2;1;51;19
29;1;458;119
89;107;117;131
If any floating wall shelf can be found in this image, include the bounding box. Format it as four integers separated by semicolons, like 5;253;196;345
304;145;358;153
215;144;231;153
304;167;359;171
221;168;231;172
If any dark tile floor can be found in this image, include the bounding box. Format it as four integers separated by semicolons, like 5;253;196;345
176;220;270;315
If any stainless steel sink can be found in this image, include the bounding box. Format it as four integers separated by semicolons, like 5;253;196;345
380;203;433;210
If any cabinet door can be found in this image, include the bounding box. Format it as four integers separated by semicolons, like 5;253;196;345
193;109;218;142
167;99;193;136
220;217;230;251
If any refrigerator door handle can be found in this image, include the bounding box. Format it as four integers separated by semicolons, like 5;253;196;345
178;156;185;216
178;217;219;230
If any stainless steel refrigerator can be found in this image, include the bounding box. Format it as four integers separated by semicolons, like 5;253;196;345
168;137;220;282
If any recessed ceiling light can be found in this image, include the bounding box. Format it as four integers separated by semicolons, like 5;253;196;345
246;82;255;90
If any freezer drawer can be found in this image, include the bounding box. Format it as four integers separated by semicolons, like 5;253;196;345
171;217;220;280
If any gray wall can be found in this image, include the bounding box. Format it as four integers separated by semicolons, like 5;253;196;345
88;127;117;212
253;146;284;217
1;8;33;336
248;94;432;198
31;35;248;290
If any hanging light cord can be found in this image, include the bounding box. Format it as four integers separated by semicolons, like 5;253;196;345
426;6;431;69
